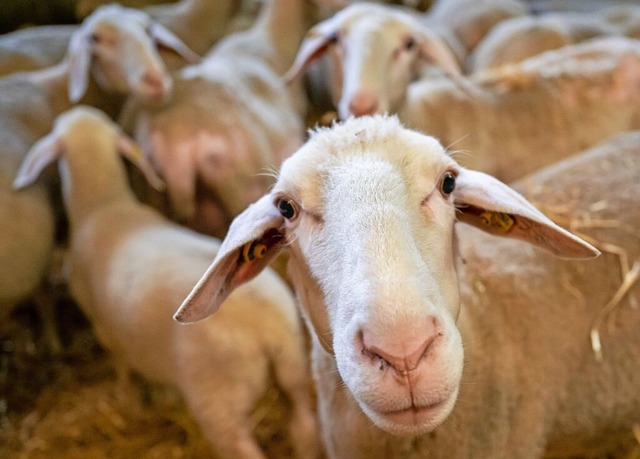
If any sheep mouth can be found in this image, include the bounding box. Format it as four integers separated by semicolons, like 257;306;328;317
365;394;456;435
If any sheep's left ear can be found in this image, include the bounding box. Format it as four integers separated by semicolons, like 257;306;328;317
67;30;92;103
174;194;286;323
149;22;201;64
416;28;461;76
454;168;600;259
13;133;62;189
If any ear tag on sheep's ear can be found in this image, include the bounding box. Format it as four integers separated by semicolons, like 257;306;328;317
479;211;514;234
242;241;268;262
237;228;284;266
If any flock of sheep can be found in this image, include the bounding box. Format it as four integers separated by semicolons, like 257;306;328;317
1;0;639;458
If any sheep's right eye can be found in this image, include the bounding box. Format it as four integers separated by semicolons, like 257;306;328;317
89;32;100;43
278;198;296;220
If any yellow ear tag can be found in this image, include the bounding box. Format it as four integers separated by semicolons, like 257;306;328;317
242;242;268;262
479;211;514;233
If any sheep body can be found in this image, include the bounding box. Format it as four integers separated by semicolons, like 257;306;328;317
174;115;639;458
468;6;640;71
14;106;319;459
0;25;75;77
121;0;309;237
399;36;640;182
426;0;528;54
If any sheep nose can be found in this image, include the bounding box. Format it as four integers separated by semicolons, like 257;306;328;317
348;91;379;117
141;71;170;101
360;316;440;374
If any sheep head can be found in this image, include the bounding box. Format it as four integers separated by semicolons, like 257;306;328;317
174;115;598;436
68;4;200;104
285;3;461;119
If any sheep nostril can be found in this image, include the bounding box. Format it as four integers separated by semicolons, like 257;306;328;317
360;317;440;373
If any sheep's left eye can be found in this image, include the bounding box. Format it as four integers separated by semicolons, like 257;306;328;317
441;172;456;195
278;198;296;219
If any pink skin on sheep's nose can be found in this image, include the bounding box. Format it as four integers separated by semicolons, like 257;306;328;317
348;90;380;117
140;70;170;102
360;315;441;375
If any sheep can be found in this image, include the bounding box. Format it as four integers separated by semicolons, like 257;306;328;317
0;0;228;80
120;0;313;237
173;114;640;458
0;25;75;77
398;36;640;182
467;6;637;72
0;4;197;347
425;0;529;55
13;105;319;459
285;2;464;120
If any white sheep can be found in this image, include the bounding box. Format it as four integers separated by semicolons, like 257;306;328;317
398;36;640;182
0;4;196;346
0;25;75;77
426;0;529;54
120;0;312;237
468;6;636;72
174;114;640;458
285;2;463;119
13;105;319;459
0;0;214;80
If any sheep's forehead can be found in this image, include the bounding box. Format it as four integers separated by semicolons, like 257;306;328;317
341;6;414;40
276;118;454;214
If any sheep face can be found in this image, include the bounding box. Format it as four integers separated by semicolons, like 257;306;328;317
68;5;198;104
286;4;460;119
174;115;598;437
278;141;465;436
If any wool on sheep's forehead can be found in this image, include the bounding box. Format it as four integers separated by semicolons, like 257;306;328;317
276;116;457;214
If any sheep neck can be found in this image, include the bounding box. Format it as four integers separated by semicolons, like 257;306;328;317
254;0;308;69
60;149;136;228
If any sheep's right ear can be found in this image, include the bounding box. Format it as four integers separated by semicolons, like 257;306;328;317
13;133;62;189
174;194;286;323
284;23;336;83
67;29;92;103
116;132;165;192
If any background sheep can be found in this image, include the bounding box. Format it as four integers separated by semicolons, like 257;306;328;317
121;0;311;237
468;5;640;72
174;115;639;459
398;36;640;182
13;105;319;459
285;2;463;120
0;3;195;350
425;0;528;55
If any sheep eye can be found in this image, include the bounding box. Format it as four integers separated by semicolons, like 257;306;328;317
278;198;296;219
404;36;416;50
441;172;456;195
88;32;100;43
327;32;339;45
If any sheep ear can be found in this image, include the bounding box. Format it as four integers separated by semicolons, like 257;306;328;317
67;30;92;103
417;29;461;76
174;194;286;323
149;22;201;64
454;168;600;259
13;133;62;189
117;133;165;191
284;24;335;83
